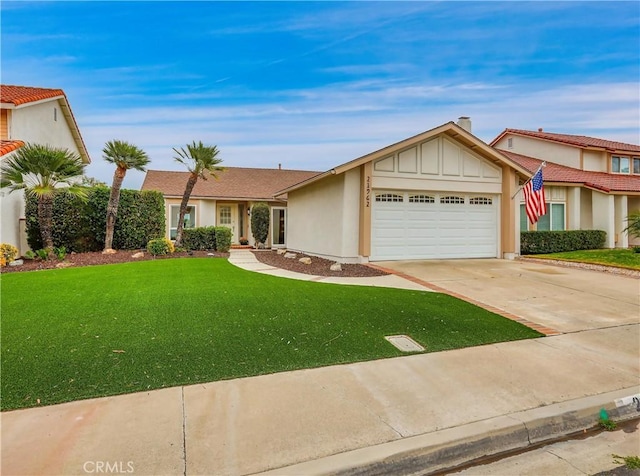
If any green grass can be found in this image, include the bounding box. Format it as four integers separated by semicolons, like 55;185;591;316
531;248;640;270
0;258;542;411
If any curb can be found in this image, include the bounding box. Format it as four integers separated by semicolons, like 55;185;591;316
253;387;640;476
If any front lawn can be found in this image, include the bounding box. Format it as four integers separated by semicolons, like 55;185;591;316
530;248;640;270
1;259;541;410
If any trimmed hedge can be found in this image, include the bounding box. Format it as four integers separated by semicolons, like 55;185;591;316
521;230;606;255
251;202;270;246
214;227;232;252
26;187;165;252
182;227;217;250
181;226;232;252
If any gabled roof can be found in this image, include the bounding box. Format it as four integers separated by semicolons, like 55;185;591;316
142;167;321;201
491;129;640;153
0;139;24;157
0;85;65;106
277;121;532;196
0;84;90;164
500;150;640;193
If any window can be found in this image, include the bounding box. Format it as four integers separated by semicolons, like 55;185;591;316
219;206;231;225
440;196;465;204
611;156;630;174
469;197;492;205
507;138;513;149
521;203;565;231
633;157;640;174
409;194;434;203
170;205;196;239
375;193;403;202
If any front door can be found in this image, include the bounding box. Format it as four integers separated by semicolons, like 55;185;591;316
218;204;238;243
271;207;286;248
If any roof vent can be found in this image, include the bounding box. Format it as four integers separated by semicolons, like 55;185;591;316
457;116;472;132
538;128;543;132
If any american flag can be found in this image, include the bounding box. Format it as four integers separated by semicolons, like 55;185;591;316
523;168;546;224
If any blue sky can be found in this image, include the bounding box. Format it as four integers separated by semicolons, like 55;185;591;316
2;1;639;189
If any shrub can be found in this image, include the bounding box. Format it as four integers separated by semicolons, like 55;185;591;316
182;227;217;250
147;238;175;256
623;211;640;239
26;187;165;252
0;243;19;267
521;230;606;254
53;246;67;260
214;226;232;252
251;202;270;246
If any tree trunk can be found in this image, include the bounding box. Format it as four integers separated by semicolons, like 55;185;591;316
174;174;198;248
38;194;55;251
104;167;126;250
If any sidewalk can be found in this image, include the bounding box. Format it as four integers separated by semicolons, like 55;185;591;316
1;252;639;476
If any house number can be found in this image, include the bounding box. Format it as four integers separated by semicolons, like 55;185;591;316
365;175;371;208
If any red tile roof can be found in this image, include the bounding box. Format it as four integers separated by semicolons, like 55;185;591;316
0;139;25;157
1;85;65;106
493;129;640;153
142;167;321;200
499;150;640;193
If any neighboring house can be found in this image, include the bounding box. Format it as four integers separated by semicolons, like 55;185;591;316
0;84;90;253
491;129;640;248
277;118;534;263
141;167;320;247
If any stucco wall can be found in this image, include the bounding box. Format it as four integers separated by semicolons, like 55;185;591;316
580;189;593;229
628;196;640;246
11;100;79;153
287;173;361;262
0;187;24;252
583;150;607;172
495;134;581;169
592;192;615;248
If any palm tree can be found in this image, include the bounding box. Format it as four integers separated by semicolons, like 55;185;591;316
0;143;86;250
173;141;223;247
102;140;150;251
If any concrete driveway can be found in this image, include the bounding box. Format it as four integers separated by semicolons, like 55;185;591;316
377;259;640;333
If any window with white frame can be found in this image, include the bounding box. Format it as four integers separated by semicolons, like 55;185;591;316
170;205;196;239
440;196;465;204
409;194;435;203
520;203;565;231
611;156;630;174
375;193;404;202
469;197;493;205
633;157;640;174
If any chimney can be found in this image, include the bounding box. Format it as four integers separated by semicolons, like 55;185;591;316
278;163;282;170
457;116;472;132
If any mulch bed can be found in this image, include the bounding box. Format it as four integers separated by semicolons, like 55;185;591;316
0;250;228;273
252;250;388;277
1;248;388;278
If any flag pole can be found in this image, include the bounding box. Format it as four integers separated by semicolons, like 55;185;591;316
511;161;546;200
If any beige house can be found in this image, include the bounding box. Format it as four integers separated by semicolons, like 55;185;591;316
278;118;534;263
141;167;319;247
0;85;91;253
491;129;640;247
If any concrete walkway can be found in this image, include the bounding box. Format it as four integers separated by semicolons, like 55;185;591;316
2;253;639;476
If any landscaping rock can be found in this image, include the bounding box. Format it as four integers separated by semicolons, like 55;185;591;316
102;248;116;255
207;253;216;256
277;249;287;255
299;257;312;265
330;262;342;272
55;262;74;268
8;260;24;267
131;252;144;259
284;252;297;259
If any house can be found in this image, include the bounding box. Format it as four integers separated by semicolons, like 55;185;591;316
277;118;534;263
141;167;320;247
0;84;91;253
491;129;640;247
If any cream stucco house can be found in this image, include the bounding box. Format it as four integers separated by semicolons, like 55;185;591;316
491;129;640;247
141;167;319;247
278;118;536;263
0;85;91;253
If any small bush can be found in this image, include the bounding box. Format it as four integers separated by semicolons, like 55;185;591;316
23;250;36;260
53;246;67;261
521;230;606;255
182;227;217;251
0;243;19;267
35;249;51;260
251;202;270;246
147;238;175;256
214;226;232;252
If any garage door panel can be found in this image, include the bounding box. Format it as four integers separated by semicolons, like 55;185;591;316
371;191;498;260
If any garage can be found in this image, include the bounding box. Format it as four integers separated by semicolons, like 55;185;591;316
371;190;498;260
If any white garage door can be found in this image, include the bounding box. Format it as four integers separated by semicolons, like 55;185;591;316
371;191;498;261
